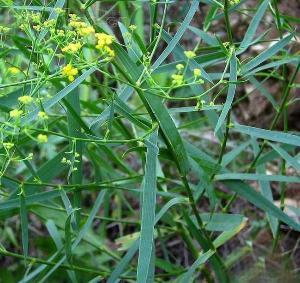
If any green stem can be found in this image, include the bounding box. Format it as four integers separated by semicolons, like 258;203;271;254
224;0;233;44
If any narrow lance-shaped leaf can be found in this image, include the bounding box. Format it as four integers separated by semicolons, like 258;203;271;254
107;197;188;283
65;213;73;264
29;190;107;282
233;124;300;146
222;180;300;231
242;32;295;73
215;52;237;134
46;220;77;282
239;0;270;51
252;139;278;237
268;142;300;171
216;173;300;183
179;250;215;283
137;129;159;282
20;189;29;263
152;0;200;70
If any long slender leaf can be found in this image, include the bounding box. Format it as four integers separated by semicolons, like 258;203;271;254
239;0;270;51
137;129;159;282
222;180;300;231
152;0;200;70
215;52;237;134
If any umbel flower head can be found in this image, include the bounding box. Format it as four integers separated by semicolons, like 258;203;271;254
37;134;48;143
62;64;78;82
176;64;184;71
62;42;82;54
171;74;184;86
9;109;23;118
3;142;14;150
69;14;95;37
184;50;196;59
95;33;115;59
18;95;33;105
193;68;201;78
38;111;48;120
229;0;240;5
8;67;21;74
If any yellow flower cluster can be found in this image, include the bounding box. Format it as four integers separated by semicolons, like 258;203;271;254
62;64;78;82
38;111;48;120
193;68;204;84
193;68;201;78
8;67;20;74
176;64;184;71
69;14;95;37
229;0;240;5
3;142;14;150
62;42;82;54
44;19;56;28
0;25;10;33
95;33;115;58
129;25;137;31
184;50;196;59
9;109;23;118
56;29;65;37
31;12;41;24
18;95;33;105
171;74;184;86
37;134;48;143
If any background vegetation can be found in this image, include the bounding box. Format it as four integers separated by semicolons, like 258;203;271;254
0;0;299;282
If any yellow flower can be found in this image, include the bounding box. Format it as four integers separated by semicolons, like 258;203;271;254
8;67;21;74
54;8;64;14
184;50;196;59
56;29;65;37
77;25;95;36
38;111;48;120
0;26;10;33
43;19;56;28
95;33;114;49
129;25;137;31
171;74;184;86
62;42;82;53
18;95;33;105
103;46;115;59
31;12;41;23
62;64;78;82
229;0;240;5
176;64;184;71
33;25;41;31
193;68;201;77
9;109;23;118
37;134;48;143
3;142;14;150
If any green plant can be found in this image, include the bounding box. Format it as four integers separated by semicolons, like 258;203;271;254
0;0;299;282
